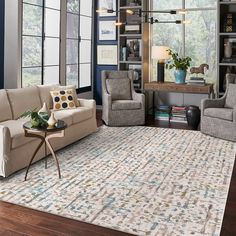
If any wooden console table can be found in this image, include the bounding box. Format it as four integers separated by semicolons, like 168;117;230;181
144;82;214;97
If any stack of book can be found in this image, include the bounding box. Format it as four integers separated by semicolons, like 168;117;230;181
188;77;205;86
170;106;187;123
155;105;171;121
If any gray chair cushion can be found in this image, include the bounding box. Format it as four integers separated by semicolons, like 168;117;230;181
225;83;236;108
112;100;141;110
106;78;131;101
204;108;233;121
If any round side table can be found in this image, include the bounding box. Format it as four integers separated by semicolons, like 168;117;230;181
23;120;67;181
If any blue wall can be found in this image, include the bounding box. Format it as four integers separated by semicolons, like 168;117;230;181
94;0;118;105
0;0;4;89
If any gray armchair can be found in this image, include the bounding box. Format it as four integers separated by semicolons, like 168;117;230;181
101;70;145;126
201;74;236;141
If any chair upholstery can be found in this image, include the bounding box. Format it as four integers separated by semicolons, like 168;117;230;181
201;74;236;141
101;70;145;126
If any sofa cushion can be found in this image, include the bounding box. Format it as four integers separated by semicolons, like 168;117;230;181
53;110;73;127
204;108;233;121
7;87;42;120
225;83;236;108
37;84;58;109
106;79;131;101
50;89;76;111
112;100;141;110
0;118;38;149
0;90;12;122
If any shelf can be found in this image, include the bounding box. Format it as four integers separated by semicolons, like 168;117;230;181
120;34;142;38
120;6;142;9
219;62;236;66
219;1;236;4
119;61;142;64
219;32;236;35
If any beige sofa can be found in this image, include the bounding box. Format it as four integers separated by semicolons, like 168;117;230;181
0;85;97;177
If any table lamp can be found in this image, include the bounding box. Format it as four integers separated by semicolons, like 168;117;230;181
152;46;170;83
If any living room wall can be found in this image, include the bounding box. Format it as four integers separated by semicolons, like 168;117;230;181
0;0;4;89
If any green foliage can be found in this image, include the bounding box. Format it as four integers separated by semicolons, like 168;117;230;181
166;49;192;71
20;109;48;128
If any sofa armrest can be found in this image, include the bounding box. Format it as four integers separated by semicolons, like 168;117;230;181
132;91;145;109
201;97;226;111
0;125;11;164
78;99;96;115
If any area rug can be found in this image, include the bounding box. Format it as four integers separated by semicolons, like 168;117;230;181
0;126;235;235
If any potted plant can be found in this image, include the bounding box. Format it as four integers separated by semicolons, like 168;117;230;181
166;49;192;84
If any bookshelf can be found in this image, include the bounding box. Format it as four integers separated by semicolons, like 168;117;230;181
217;0;236;96
117;0;150;91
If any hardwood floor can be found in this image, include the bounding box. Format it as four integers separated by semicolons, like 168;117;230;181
0;110;235;236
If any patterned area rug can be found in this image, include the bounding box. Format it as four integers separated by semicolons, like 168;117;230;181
0;126;235;236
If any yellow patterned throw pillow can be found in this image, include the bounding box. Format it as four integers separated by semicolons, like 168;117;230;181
50;89;76;110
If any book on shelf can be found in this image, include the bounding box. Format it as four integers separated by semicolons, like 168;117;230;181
171;106;186;111
170;116;187;124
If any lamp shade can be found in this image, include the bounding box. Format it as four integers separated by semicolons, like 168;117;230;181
152;46;170;60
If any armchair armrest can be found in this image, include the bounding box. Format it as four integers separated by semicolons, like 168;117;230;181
201;97;226;111
102;92;112;110
0;125;11;163
233;108;236;123
132;91;145;109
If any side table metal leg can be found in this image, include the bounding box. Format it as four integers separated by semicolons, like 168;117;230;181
45;131;64;179
24;138;45;181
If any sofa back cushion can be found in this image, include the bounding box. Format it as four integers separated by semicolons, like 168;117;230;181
37;84;58;109
225;83;236;108
7;87;42;119
0;89;13;122
106;78;131;101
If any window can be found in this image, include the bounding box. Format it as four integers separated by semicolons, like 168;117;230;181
152;0;217;83
21;0;93;92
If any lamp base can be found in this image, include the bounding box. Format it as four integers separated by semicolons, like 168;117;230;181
157;62;165;83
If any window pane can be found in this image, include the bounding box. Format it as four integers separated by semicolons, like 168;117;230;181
185;10;216;83
44;38;60;65
66;64;78;87
153;1;182;10
67;13;79;39
23;0;43;6
22;67;42;87
45;8;60;37
44;66;59;84
66;39;78;64
80;16;92;40
152;14;182;81
185;0;216;8
22;36;42;67
45;0;60;10
67;0;79;14
80;40;91;63
81;0;92;17
23;4;42;36
79;64;91;88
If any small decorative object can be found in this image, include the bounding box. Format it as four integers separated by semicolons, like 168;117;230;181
127;39;141;61
122;47;127;61
186;106;201;130
166;49;192;84
224;41;232;58
47;112;58;128
20;109;48;128
38;102;50;120
224;13;233;32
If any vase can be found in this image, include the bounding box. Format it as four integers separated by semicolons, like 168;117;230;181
47;112;57;128
174;69;187;84
38;102;50;120
186;106;201;130
224;42;232;58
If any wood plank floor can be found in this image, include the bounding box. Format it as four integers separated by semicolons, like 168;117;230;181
0;110;235;236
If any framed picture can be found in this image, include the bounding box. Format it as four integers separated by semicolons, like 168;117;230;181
99;0;116;17
97;45;118;65
99;21;116;41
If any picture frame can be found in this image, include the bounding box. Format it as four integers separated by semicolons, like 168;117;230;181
99;21;116;41
98;0;116;17
97;45;118;65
